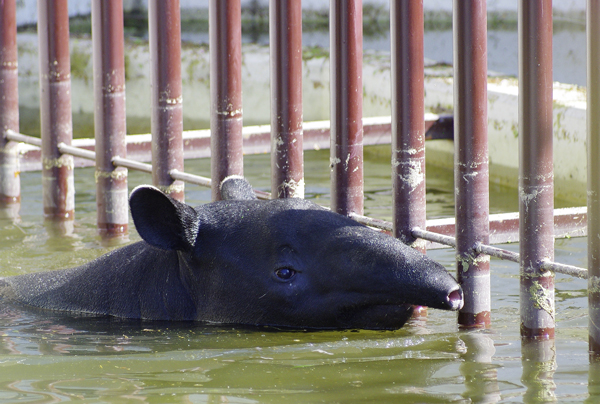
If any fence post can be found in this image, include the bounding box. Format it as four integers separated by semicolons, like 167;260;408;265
330;0;363;216
518;0;555;340
588;0;600;360
209;0;244;201
149;0;184;202
453;0;491;328
38;0;75;233
92;0;128;239
270;0;304;199
390;0;425;249
0;0;20;216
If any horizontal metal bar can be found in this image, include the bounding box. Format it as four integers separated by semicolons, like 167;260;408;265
57;142;96;160
411;227;457;248
540;259;588;279
5;129;42;147
11;116;443;172
475;242;519;263
414;227;588;278
112;156;152;174
169;169;211;188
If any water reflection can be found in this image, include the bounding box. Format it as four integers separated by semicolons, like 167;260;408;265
459;332;501;403
521;339;557;403
587;360;600;403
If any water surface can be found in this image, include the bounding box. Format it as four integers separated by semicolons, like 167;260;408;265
0;150;591;403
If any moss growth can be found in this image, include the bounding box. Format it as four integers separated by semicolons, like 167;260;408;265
70;47;91;83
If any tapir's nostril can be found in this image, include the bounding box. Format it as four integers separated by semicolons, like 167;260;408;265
447;288;464;311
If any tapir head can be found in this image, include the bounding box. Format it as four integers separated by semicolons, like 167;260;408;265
129;176;463;330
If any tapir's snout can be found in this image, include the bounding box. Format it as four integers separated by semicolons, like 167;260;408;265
446;285;464;311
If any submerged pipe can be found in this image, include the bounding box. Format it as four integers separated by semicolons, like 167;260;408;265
329;0;364;216
209;0;244;201
149;0;184;202
38;0;75;233
453;0;491;328
588;0;600;360
92;0;128;239
0;0;20;212
518;0;555;340
270;0;304;199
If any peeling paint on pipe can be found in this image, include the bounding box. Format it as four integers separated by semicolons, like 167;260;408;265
92;0;128;239
270;0;304;199
0;0;20;213
519;0;555;340
209;0;243;201
329;0;363;216
38;0;74;233
453;0;491;328
588;0;600;360
390;0;426;251
149;0;184;202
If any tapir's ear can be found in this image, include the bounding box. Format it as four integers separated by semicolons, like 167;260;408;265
220;175;257;200
129;186;199;251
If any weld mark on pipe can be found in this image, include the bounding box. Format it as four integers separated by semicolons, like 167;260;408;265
95;168;128;182
43;156;74;171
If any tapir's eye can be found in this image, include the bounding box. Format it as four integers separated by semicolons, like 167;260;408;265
275;268;296;281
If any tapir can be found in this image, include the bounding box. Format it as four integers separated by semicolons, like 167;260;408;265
0;176;463;330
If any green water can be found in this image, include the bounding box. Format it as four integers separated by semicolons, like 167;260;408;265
0;148;592;403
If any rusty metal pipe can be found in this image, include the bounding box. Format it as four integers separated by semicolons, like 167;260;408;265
453;0;491;328
329;0;364;216
38;0;75;232
518;0;555;340
588;0;600;360
209;0;244;201
149;0;184;202
0;0;20;212
390;0;425;250
270;0;304;199
92;0;128;239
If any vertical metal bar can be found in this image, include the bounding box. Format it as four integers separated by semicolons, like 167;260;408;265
149;0;184;202
38;0;75;232
0;0;20;214
588;0;600;360
209;0;243;201
390;0;426;319
453;0;491;328
92;0;128;239
390;0;425;249
270;0;304;199
330;0;363;216
518;0;555;339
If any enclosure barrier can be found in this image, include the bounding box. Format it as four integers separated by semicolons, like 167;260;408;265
0;0;598;358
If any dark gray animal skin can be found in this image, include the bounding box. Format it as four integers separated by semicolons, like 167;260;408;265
0;176;463;330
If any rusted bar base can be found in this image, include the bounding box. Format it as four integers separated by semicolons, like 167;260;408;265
38;0;75;234
209;0;244;201
518;0;555;340
453;0;490;329
149;0;184;202
92;0;128;239
270;0;303;199
589;0;600;360
329;0;364;216
0;0;20;216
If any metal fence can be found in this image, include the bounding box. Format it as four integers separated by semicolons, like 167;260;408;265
0;0;599;358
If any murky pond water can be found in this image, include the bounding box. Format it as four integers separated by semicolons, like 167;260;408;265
0;148;591;403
